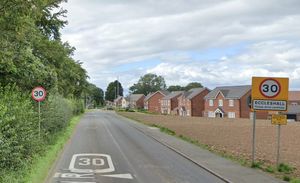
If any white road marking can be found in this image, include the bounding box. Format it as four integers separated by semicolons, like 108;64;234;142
54;172;94;179
69;154;115;173
101;173;133;179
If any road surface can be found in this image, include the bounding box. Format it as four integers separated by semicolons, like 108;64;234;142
46;110;225;183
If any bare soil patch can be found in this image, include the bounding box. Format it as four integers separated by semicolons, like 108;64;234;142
119;112;300;178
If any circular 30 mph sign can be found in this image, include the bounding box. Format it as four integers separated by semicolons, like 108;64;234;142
259;79;281;98
32;86;47;102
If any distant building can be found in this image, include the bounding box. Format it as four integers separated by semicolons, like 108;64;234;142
127;94;145;109
160;91;184;115
288;91;300;106
204;85;268;119
285;91;300;121
144;90;170;113
178;88;210;117
113;96;123;107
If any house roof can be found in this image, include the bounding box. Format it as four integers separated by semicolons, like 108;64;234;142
144;90;170;101
289;91;300;101
128;94;144;102
204;85;251;99
287;105;300;114
113;96;123;102
182;87;209;100
162;91;183;100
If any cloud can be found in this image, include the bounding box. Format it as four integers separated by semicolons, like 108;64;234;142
60;0;300;91
147;41;300;90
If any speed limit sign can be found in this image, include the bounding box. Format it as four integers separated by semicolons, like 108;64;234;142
252;77;289;111
32;86;47;102
259;78;281;98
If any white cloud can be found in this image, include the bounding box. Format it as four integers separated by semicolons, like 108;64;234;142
147;41;300;90
60;0;300;91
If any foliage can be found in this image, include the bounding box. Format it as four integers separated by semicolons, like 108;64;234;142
278;163;295;174
184;82;203;91
129;73;166;95
168;82;203;92
0;86;84;179
105;80;123;102
0;0;92;98
86;83;104;107
0;85;40;171
167;85;185;92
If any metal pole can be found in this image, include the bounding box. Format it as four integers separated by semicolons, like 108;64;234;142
252;111;256;165
276;124;281;168
38;101;41;139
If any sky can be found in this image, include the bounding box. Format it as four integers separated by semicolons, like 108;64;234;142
60;0;300;93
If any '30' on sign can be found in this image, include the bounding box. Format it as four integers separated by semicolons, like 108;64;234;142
252;77;289;101
32;86;47;102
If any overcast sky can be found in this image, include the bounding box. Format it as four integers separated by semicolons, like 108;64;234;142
61;0;300;93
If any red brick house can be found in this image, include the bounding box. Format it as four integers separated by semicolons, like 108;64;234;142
144;90;169;113
177;88;210;117
160;91;183;115
127;94;145;109
204;85;267;119
285;91;300;121
288;91;300;105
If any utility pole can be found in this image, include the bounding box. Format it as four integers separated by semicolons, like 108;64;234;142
116;76;119;98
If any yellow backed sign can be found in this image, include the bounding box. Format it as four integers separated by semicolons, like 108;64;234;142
252;77;289;111
252;77;289;100
271;114;287;125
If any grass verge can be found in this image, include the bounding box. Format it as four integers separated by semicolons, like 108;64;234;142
117;111;300;182
0;114;83;183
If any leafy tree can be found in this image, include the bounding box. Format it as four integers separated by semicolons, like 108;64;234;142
86;83;104;107
0;0;89;98
167;85;185;92
184;82;203;91
129;73;166;95
105;80;123;102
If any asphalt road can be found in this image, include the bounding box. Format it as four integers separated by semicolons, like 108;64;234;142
46;110;225;183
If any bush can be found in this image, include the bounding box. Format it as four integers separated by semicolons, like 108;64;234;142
41;95;73;137
0;86;85;174
41;95;84;141
0;85;40;170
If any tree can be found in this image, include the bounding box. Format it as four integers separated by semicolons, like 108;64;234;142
86;83;104;107
167;85;185;92
129;73;166;95
105;80;123;102
0;0;89;98
184;82;203;91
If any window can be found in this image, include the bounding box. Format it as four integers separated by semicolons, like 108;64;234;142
229;100;234;107
228;112;235;118
209;99;214;106
208;111;215;118
218;99;223;106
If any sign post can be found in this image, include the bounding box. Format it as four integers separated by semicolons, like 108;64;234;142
271;114;287;168
31;86;47;138
251;77;289;166
251;111;256;165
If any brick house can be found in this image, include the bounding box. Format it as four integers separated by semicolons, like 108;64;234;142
160;91;183;115
285;91;300;121
127;94;145;109
204;85;267;119
144;90;170;113
288;91;300;105
177;88;210;117
113;96;123;107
